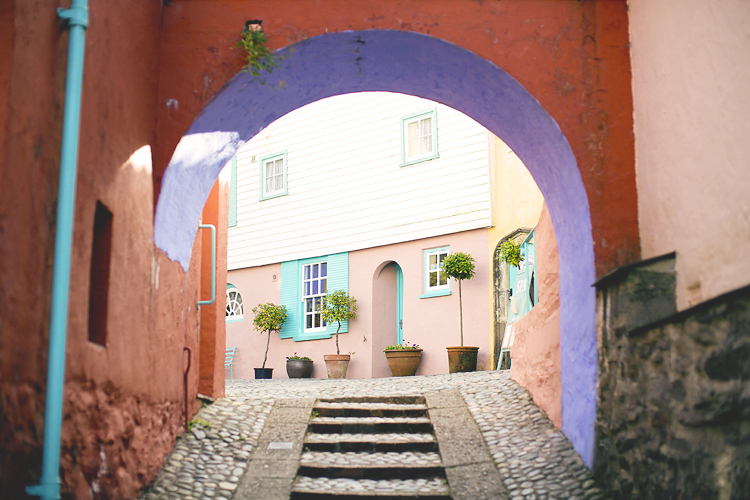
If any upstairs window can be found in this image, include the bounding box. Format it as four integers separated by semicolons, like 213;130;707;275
401;108;439;166
259;150;288;200
226;284;244;322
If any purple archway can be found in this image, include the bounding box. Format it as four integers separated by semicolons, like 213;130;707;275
154;30;597;465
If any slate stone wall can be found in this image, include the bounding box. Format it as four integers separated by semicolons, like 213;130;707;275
594;254;750;499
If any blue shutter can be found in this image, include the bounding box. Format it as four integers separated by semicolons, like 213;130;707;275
228;155;238;227
325;252;350;335
279;260;299;339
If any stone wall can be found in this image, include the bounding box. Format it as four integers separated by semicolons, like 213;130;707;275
594;254;750;499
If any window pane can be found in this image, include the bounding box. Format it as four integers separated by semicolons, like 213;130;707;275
312;264;318;279
421;132;432;154
439;273;448;286
408;121;419;140
429;254;437;270
314;315;320;328
304;282;310;296
321;262;327;276
306;298;312;312
275;174;283;191
304;266;310;279
429;272;437;287
265;177;273;193
312;281;318;294
265;162;273;179
307;315;312;329
322;278;327;293
274;159;283;175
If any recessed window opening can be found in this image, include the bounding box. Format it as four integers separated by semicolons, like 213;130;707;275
303;261;327;332
88;201;113;346
226;284;244;321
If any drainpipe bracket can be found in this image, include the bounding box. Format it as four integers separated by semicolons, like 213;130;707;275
58;5;89;29
26;481;60;499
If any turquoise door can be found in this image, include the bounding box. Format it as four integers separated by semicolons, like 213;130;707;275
395;263;404;345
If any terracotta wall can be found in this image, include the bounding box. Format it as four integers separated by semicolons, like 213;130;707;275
0;1;220;497
226;229;491;380
510;205;562;428
630;0;750;309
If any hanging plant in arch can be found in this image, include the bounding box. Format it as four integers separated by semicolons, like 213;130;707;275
500;239;524;268
236;21;281;82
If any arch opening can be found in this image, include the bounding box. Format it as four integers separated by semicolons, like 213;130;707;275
154;29;597;465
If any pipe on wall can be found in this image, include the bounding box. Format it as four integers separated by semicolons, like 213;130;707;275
26;1;88;499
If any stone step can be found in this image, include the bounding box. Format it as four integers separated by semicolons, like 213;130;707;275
290;476;452;499
304;432;438;453
314;402;428;419
298;451;445;479
309;416;433;435
317;396;427;406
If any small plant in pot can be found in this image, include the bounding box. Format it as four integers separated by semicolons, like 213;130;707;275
321;290;358;379
442;251;480;373
286;353;314;379
251;302;288;379
384;341;423;377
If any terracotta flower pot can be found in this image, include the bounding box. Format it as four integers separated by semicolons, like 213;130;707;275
286;359;314;378
254;367;274;379
323;354;350;379
446;346;479;373
384;349;423;377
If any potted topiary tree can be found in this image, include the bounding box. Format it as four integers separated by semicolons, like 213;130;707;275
251;302;288;379
442;251;479;373
321;290;358;379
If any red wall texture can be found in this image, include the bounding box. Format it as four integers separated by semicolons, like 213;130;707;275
0;1;636;497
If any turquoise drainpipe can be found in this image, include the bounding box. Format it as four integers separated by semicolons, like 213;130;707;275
26;1;88;499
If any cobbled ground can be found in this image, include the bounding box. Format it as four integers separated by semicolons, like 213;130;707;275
139;371;605;500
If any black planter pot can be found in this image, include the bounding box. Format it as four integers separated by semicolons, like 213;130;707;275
286;359;314;378
254;368;273;379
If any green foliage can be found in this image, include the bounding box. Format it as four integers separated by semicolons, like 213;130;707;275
252;303;288;334
500;239;524;268
251;302;288;369
384;341;421;350
236;27;281;82
187;418;212;431
321;290;358;355
442;252;476;282
287;353;312;361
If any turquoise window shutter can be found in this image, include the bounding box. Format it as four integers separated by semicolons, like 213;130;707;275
228;155;238;227
279;260;299;339
325;252;350;335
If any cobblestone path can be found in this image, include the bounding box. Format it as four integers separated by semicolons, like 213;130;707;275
139;371;605;500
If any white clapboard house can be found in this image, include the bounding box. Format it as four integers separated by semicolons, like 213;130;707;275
225;92;537;379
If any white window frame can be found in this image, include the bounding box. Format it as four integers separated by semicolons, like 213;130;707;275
302;260;328;333
420;246;451;299
259;150;288;201
225;285;244;322
400;108;439;167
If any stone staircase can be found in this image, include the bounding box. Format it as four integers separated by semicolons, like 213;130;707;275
290;396;452;499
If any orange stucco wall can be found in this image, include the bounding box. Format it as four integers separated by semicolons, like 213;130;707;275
510;205;562;428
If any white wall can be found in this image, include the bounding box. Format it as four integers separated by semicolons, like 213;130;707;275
228;92;492;269
630;0;750;308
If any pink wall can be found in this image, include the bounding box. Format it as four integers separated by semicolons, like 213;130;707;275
226;229;491;379
510;205;562;428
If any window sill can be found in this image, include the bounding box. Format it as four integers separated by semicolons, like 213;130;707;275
419;289;451;299
259;190;288;202
225;317;244;323
295;331;333;342
400;153;440;168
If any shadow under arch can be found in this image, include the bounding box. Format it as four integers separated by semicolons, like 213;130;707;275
154;29;597;466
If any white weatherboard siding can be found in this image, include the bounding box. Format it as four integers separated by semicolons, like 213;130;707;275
228;92;492;270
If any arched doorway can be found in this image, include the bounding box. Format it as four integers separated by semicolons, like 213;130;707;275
154;30;597;465
371;261;404;378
